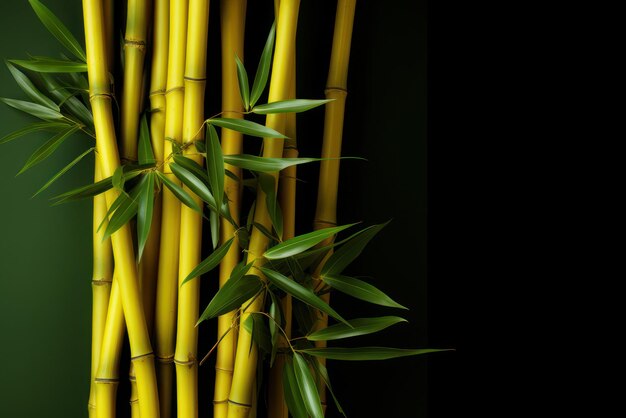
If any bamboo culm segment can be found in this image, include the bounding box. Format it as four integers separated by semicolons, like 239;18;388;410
174;1;210;417
82;1;160;418
267;32;297;418
311;0;357;412
89;161;113;418
155;0;188;416
227;1;300;417
215;1;247;417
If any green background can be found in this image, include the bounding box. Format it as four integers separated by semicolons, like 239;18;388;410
0;1;427;417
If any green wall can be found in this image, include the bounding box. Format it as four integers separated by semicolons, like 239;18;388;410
0;1;426;417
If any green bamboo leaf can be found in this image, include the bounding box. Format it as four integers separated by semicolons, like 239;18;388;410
208;117;287;139
322;275;408;309
283;359;308;418
263;223;357;260
307;316;407;341
252;222;279;243
39;74;93;128
138;114;155;165
252;99;333;115
112;166;124;190
181;237;235;285
10;59;87;73
206;124;224;229
293;353;324;418
223;154;322;173
103;194;139;240
308;358;346;417
235;54;250;110
155;170;202;213
136;172;155;261
6;62;58;110
258;173;283;240
33;146;94;197
194;139;206;153
0;97;64;120
322;221;390;276
243;313;272;354
197;274;262;324
250;22;276;108
0;121;70;145
28;0;86;61
52;176;113;203
209;210;219;250
96;190;127;232
301;347;450;361
268;291;283;366
259;267;349;327
18;125;80;175
172;154;209;185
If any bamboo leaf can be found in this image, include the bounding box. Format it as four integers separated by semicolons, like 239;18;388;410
224;154;323;173
112;166;124;190
33;146;94;197
197;274;262;324
258;173;283;240
206;124;224;230
194;139;205;153
235;54;250;110
181;237;235;285
322;221;390;276
52;170;142;203
322;275;408;309
208;117;287;139
260;267;349;327
172;154;209;185
155;170;202;213
264;223;357;260
250;22;276;108
209;211;219;250
136;172;155;261
18;125;80;175
0;121;70;145
301;347;451;361
6;62;58;110
307;316;407;341
293;353;324;418
243;313;272;354
10;58;87;73
308;358;346;417
138;114;155;165
283;359;308;418
39;74;93;128
268;291;283;366
252;99;333;115
28;0;86;61
0;97;64;120
252;222;280;243
103;179;144;240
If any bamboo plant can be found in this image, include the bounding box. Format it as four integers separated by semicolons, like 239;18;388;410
0;1;445;417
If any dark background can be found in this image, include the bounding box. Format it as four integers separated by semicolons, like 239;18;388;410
0;1;453;417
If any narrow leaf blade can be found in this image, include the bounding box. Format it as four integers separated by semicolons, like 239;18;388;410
197;274;262;323
182;237;235;285
252;99;332;115
250;22;276;107
0;121;70;145
223;154;322;173
156;170;202;213
6;62;59;110
301;347;451;361
18;125;80;175
0;97;64;121
138;114;155;165
264;223;357;260
136;172;155;261
322;275;408;310
33;147;94;197
209;117;287;139
206;124;224;229
10;58;87;73
283;359;308;418
235;54;250;110
306;316;407;341
28;0;87;61
293;353;324;418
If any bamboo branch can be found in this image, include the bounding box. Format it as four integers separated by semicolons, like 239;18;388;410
226;2;301;417
215;1;247;417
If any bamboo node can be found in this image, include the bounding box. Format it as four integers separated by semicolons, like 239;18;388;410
325;86;348;96
92;278;113;285
228;399;252;408
89;92;114;102
214;366;234;373
123;38;147;52
149;89;166;97
173;358;197;367
94;377;120;384
213;399;228;405
131;351;155;361
165;86;185;95
184;76;207;82
313;218;338;227
156;354;175;363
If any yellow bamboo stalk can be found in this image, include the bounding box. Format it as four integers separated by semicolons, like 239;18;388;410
155;1;188;416
311;0;357;413
226;2;300;417
95;274;126;418
82;2;160;418
88;161;113;418
214;1;246;416
173;1;210;417
267;33;297;418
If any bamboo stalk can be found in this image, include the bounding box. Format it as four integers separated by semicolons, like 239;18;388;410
311;0;357;413
155;1;188;416
214;1;246;416
173;1;210;417
226;2;300;417
88;161;113;418
267;35;297;418
94;272;126;418
82;2;160;418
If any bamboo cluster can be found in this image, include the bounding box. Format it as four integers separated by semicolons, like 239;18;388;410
0;1;441;417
